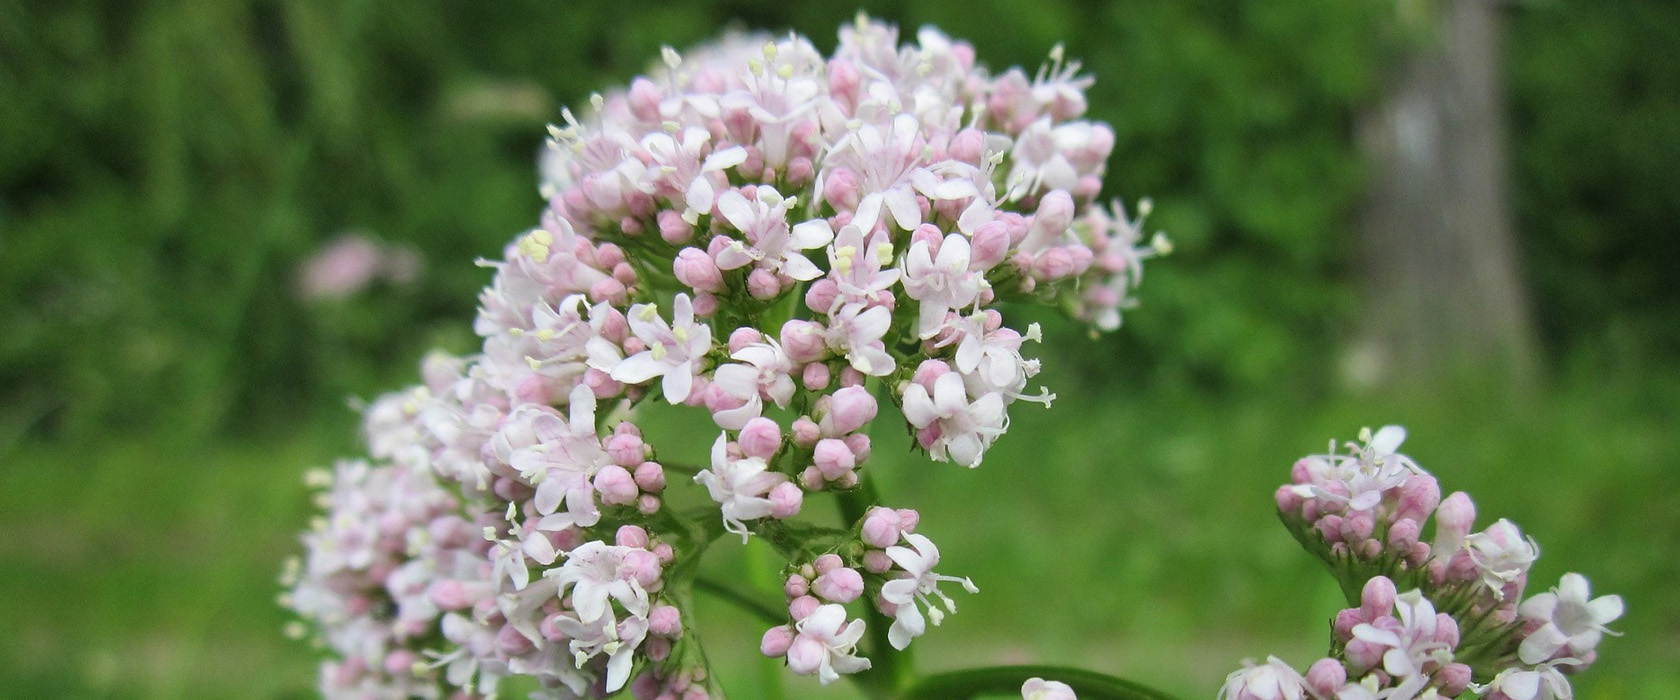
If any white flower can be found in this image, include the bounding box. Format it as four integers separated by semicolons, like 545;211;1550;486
1518;573;1623;664
902;372;1007;467
823;302;896;376
1474;663;1573;700
789;604;872;685
545;541;652;625
694;433;788;541
550;609;650;692
880;532;977;649
1349;590;1452;698
1023;677;1079;700
901;233;988;338
606;294;713;403
1216;657;1307;700
709;339;797;430
497;385;610;528
1464;519;1539;600
715;186;832;281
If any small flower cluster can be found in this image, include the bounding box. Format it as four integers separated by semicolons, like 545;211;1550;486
1221;427;1623;700
289;15;1161;700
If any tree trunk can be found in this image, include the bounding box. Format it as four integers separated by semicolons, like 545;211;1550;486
1349;0;1538;388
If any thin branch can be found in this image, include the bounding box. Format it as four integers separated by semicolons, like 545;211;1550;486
693;575;784;627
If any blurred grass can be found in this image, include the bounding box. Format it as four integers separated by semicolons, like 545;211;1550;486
4;366;1675;699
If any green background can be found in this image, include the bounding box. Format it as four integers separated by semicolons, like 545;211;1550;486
2;1;1675;698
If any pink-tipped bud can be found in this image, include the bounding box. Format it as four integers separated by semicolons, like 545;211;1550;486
728;327;763;353
768;481;803;519
845;433;871;463
1275;485;1304;514
496;624;535;656
1304;658;1346;698
1395;474;1441;522
653;542;674;564
674;248;724;292
820;386;878;436
910;224;943;253
624;549;663;588
804;278;840;314
1033;247;1077;280
949;128;985;164
1333;608;1364;643
813;567;864;604
615;525;650;549
799;466;825;491
645;635;672;663
634;461;666;492
838;366;865;387
738;417;783;460
791;416;821;447
813;554;844;575
802;362;832;391
1341;510;1376;542
428;580;476;611
910;359;952;391
760;625;795;657
1436;663;1472;696
590;277;628;305
784;574;809;598
1387;518;1422;554
649;604;683;637
747;268;781;300
1434;491;1477;552
861;507;903;548
1361;576;1397;620
658;209;693;244
787;595;820;621
812;439;856;480
862;550;893;573
605;432;648;468
595;464;639;505
969;220;1012;270
1344;638;1384;674
383;649;418;676
780;320;828;364
896;508;920;533
637;494;661;515
822;167;860;209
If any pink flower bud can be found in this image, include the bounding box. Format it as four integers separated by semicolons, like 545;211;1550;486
820;385;878;436
1436;663;1472;696
649;604;683;637
747;268;781;300
706;235;734;259
785;635;823;674
787;157;815;185
863;550;893;573
760;625;795;657
383;649;417;676
634;461;666;492
804;278;840;314
1395;474;1441;522
1037;190;1076;237
969;220;1012;270
949;128;985;164
823;167;860;209
769;481;803;518
791;416;821;447
637;494;661;515
653;542;675;564
594;464;639;505
1033;247;1077;280
728;327;763;353
674;248;724;292
1434;491;1477;550
910;359;952;392
646;635;672;662
1304;658;1346;698
1361;576;1397;620
584;368;623;398
799;466;825;491
910;223;943;254
845;433;871;462
1344;639;1384;674
802;362;832;391
1275;485;1303;514
615;525;650;549
428;581;475;611
813;439;857;480
1332;608;1364;643
496;624;536;656
787;595;820;621
738;417;783;459
813;567;864;604
1387;518;1421;554
838;366;864;387
780;320;828;364
896;508;920;533
657;209;694;245
1434;612;1460;648
1340;510;1376;542
812;554;843;575
861;507;903;548
590;277;628;304
784;574;809;598
623;548;663;589
691;292;719;317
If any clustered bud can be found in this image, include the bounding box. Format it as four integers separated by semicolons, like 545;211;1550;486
288;14;1160;699
1220;427;1623;700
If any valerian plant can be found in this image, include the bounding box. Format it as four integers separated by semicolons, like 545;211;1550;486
281;16;1619;700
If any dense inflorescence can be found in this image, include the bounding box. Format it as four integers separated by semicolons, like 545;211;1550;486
285;15;1162;700
1218;427;1623;700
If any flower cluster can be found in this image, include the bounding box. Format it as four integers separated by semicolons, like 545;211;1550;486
1220;427;1623;700
288;15;1162;700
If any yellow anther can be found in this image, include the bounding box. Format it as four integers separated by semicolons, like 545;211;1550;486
636;304;659;321
876;241;894;260
535;328;556;341
672;326;689;343
650;342;668;362
763;42;779;60
1150;232;1172;255
525;356;543;370
777;63;794;79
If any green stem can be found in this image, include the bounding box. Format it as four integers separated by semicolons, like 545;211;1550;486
903;665;1184;700
836;475;910;698
693;576;785;626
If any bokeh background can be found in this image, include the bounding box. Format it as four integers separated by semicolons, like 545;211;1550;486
2;1;1676;698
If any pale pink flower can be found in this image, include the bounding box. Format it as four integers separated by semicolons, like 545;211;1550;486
1518;573;1623;665
880;532;977;649
694;434;788;542
823;302;896;376
902;233;988;338
787;603;871;685
1217;657;1307;700
605;294;713;403
902;372;1006;467
714;186;832;281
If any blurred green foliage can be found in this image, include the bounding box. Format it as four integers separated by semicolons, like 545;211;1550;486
3;1;1674;442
